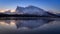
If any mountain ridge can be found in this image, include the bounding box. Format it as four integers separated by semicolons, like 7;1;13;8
15;5;57;16
0;5;59;17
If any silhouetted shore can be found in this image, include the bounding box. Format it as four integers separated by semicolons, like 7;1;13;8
0;13;60;20
0;13;59;17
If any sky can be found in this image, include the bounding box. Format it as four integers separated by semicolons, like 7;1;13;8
0;0;60;13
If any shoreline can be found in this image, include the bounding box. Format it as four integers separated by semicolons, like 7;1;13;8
0;17;60;20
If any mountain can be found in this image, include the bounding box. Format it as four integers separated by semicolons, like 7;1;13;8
55;13;60;17
15;6;24;14
4;10;11;14
16;5;47;15
15;5;57;16
0;5;57;17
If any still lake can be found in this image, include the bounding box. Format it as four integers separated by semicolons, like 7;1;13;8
0;17;60;34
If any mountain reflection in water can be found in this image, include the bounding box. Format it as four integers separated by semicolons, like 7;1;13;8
0;18;60;34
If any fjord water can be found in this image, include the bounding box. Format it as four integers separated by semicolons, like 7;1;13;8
0;18;60;34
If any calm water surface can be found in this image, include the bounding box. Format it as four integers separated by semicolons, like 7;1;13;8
0;18;60;34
